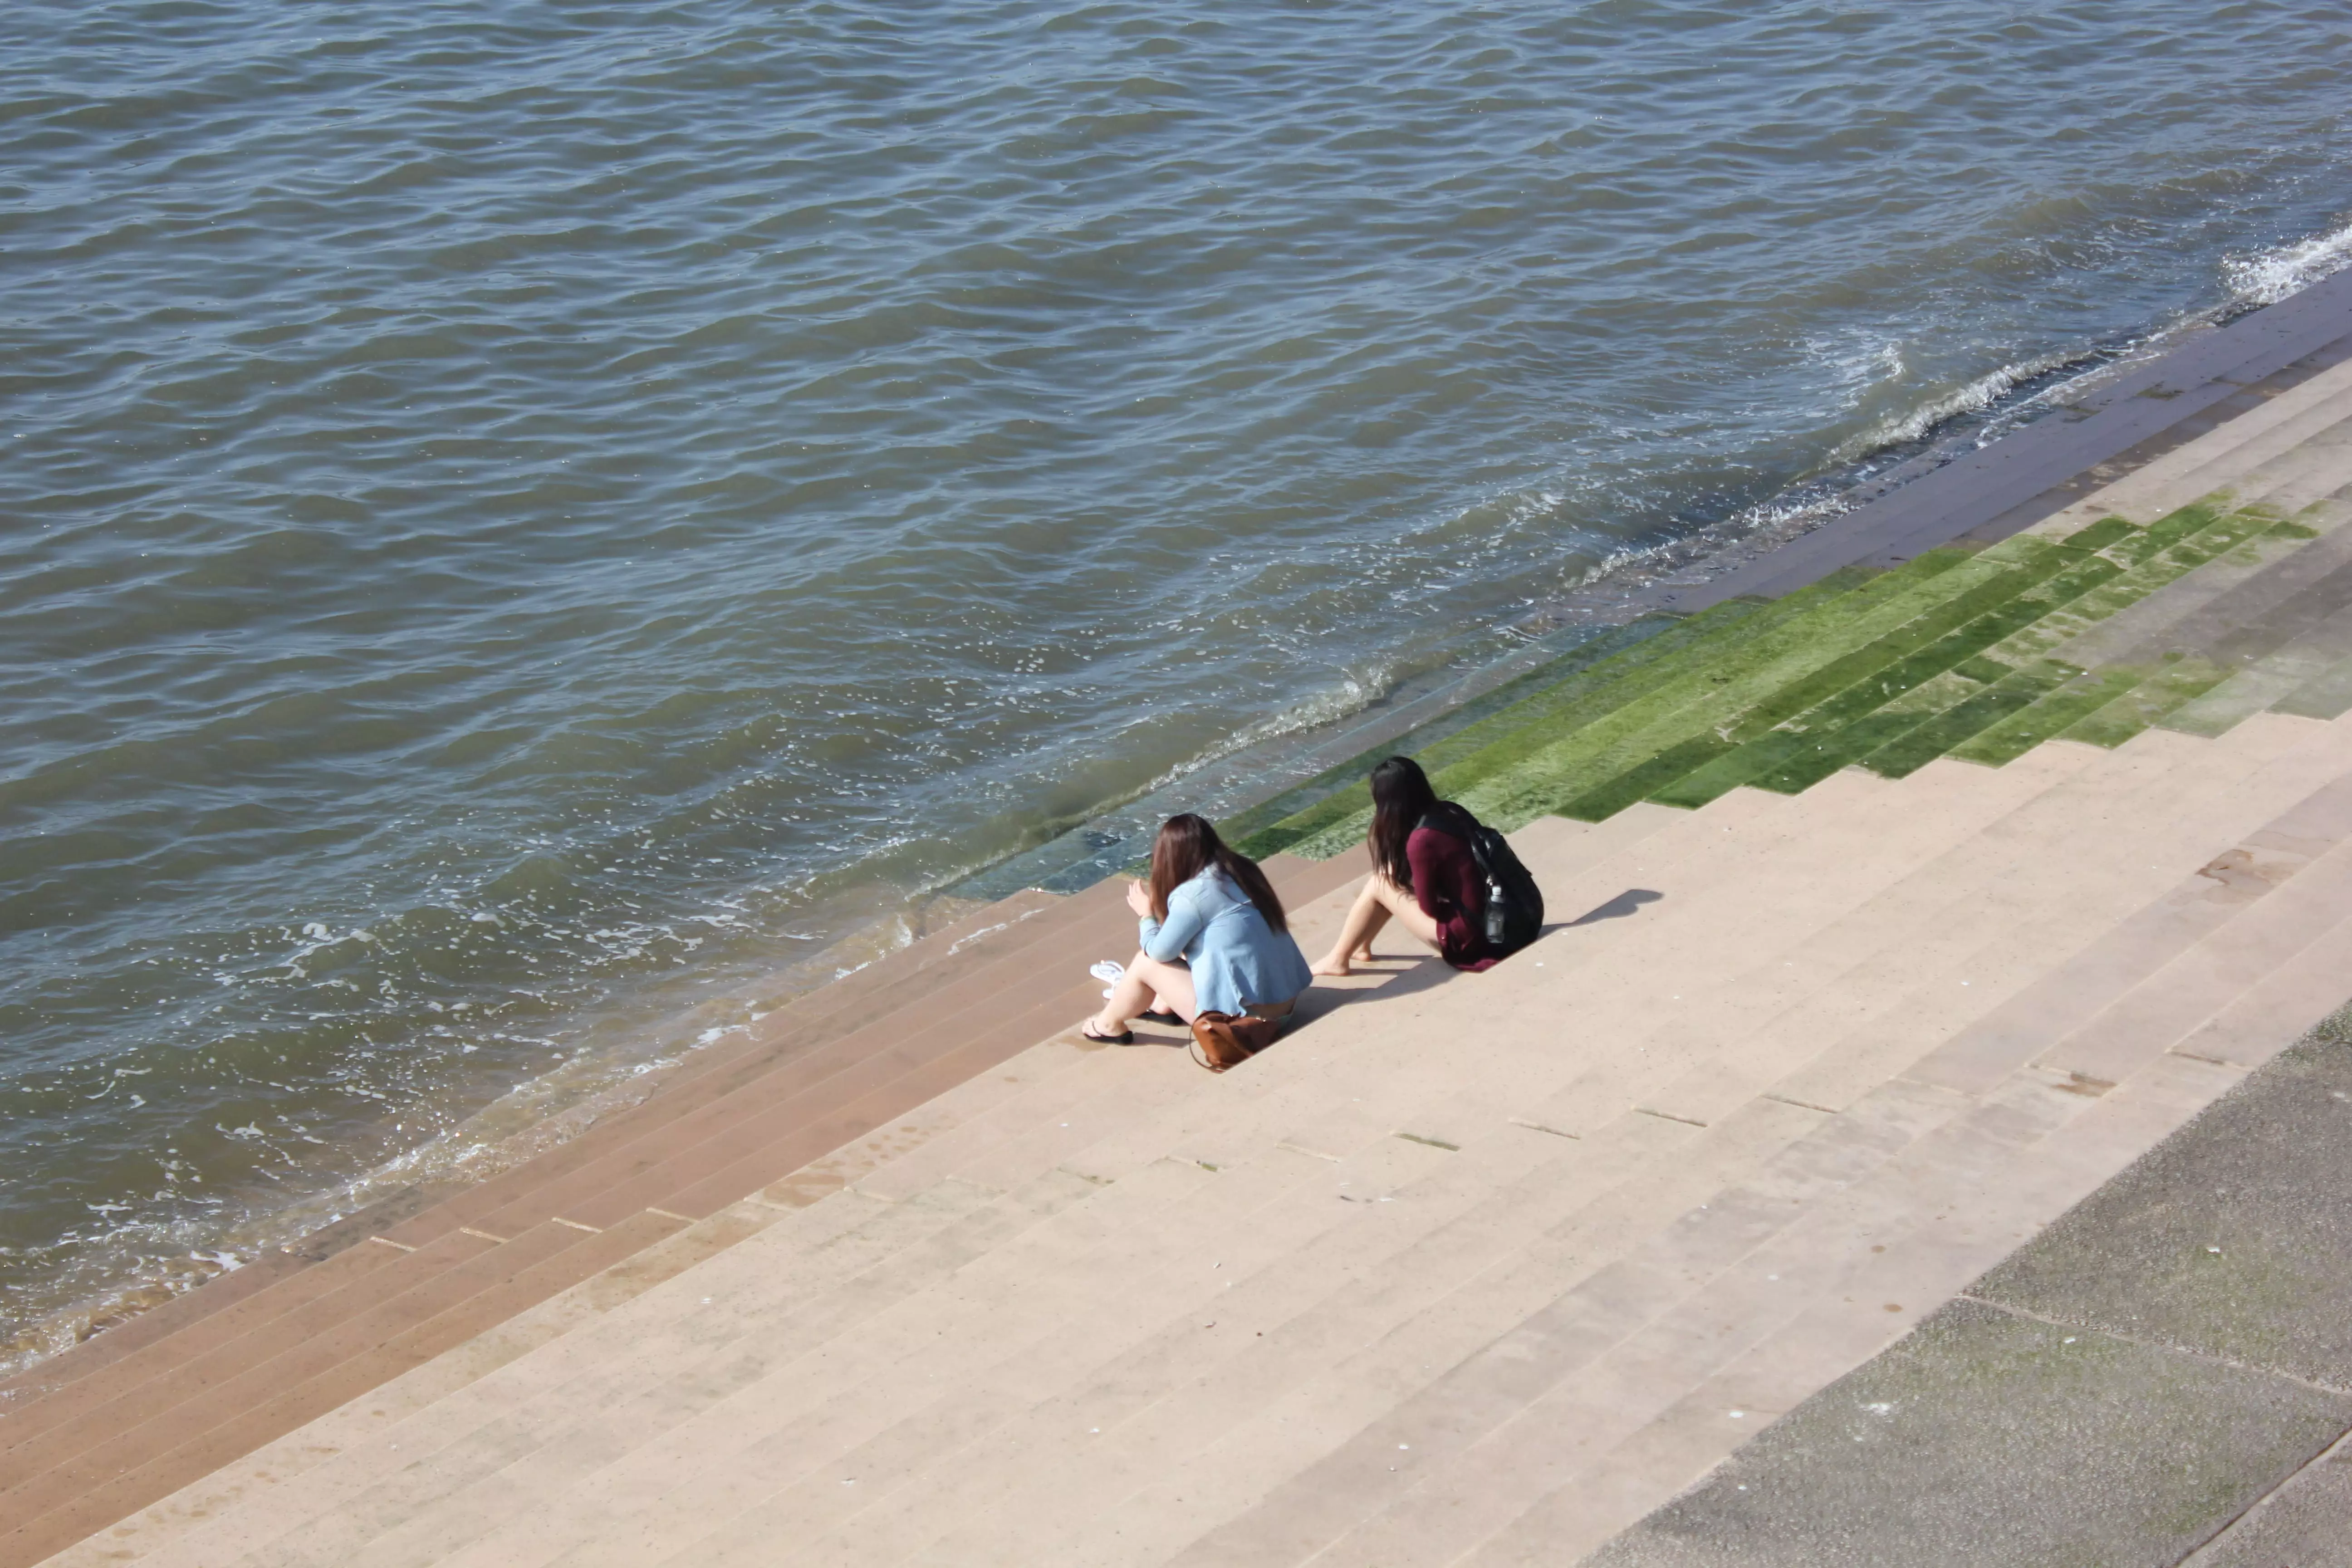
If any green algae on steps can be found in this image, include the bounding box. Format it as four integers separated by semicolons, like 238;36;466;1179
1857;658;2077;778
1948;666;2145;765
1453;546;2060;829
1257;572;1891;858
1629;543;2089;809
1225;600;1778;859
1651;540;2118;806
1214;614;1686;857
1754;502;2269;786
1869;507;2299;768
1234;492;2337;863
1549;547;2062;820
1652;502;2291;805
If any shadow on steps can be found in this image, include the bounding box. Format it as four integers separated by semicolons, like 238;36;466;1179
1570;888;1666;926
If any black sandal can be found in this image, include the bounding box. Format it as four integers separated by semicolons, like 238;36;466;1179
1080;1020;1134;1045
1139;1009;1183;1026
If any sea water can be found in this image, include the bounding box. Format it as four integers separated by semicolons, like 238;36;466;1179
4;0;2350;1364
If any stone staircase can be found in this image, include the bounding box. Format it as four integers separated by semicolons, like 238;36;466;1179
1222;351;2352;862
10;332;2352;1565
0;855;1358;1566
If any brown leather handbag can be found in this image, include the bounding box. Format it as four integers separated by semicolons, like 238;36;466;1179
1190;1010;1283;1073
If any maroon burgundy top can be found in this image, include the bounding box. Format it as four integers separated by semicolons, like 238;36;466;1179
1406;822;1497;972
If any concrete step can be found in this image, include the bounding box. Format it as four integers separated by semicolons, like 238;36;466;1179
1;859;1367;1568
1391;1050;2256;1568
868;719;2352;1564
2024;351;2352;532
1146;750;2352;1567
0;885;1083;1426
1470;1044;2272;1565
115;1180;1037;1568
601;1042;1928;1565
106;771;1966;1568
1460;762;2352;1563
550;729;2333;1561
1416;713;2321;1130
1;1220;631;1568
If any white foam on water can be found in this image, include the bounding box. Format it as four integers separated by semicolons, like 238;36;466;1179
1833;348;2087;467
2225;216;2352;306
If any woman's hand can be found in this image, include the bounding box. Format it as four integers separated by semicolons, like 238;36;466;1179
1124;878;1152;918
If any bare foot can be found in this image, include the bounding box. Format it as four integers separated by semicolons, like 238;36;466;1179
1310;953;1352;978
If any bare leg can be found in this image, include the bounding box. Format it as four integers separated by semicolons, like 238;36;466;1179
1313;876;1445;976
1092;951;1198;1033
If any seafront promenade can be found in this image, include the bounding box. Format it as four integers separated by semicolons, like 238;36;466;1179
10;276;2352;1563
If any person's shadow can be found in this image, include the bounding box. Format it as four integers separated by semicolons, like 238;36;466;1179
1285;887;1666;1030
1566;887;1663;926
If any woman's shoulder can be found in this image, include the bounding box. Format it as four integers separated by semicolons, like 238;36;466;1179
1408;808;1473;845
1175;864;1241;902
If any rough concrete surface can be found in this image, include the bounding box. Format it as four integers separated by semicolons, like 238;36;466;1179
1588;1012;2352;1567
2191;1432;2352;1567
1972;1018;2352;1390
1584;1298;2352;1568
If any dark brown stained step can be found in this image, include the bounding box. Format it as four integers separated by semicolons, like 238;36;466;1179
580;973;1111;1226
0;1251;314;1426
371;879;1134;1250
477;855;1358;1234
0;1251;313;1418
0;850;1370;1563
0;1214;690;1568
637;885;1068;1103
0;1230;499;1498
0;888;1069;1442
463;941;1126;1238
425;882;1130;1231
592;854;1370;1224
0;882;1097;1451
0;1218;640;1568
0;1223;585;1540
0;1237;408;1462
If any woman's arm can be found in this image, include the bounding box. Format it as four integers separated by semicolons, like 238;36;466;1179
1142;879;1210;962
1405;831;1456;920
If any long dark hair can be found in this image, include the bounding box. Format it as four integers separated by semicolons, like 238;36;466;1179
1368;755;1440;891
1147;813;1289;932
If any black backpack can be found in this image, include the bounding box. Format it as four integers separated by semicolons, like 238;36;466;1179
1422;805;1544;958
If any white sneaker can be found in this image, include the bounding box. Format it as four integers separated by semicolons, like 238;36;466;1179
1088;960;1125;984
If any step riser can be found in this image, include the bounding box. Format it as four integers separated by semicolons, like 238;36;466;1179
183;823;2013;1568
1446;1052;2254;1568
384;882;1140;1241
1232;747;2352;1568
31;485;2352;1568
0;885;1100;1441
447;851;1357;1240
588;780;2220;1561
813;729;2352;1561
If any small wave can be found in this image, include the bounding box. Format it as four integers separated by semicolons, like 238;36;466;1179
2225;217;2352;307
1831;350;2086;467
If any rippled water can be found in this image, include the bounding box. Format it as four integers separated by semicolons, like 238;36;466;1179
5;0;2351;1361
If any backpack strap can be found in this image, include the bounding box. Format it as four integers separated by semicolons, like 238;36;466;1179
1416;803;1477;842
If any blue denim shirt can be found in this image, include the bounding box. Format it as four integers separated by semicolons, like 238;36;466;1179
1140;867;1313;1017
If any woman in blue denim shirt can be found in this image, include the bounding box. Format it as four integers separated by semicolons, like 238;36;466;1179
1084;814;1314;1044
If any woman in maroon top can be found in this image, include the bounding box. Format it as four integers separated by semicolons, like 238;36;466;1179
1311;756;1499;976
